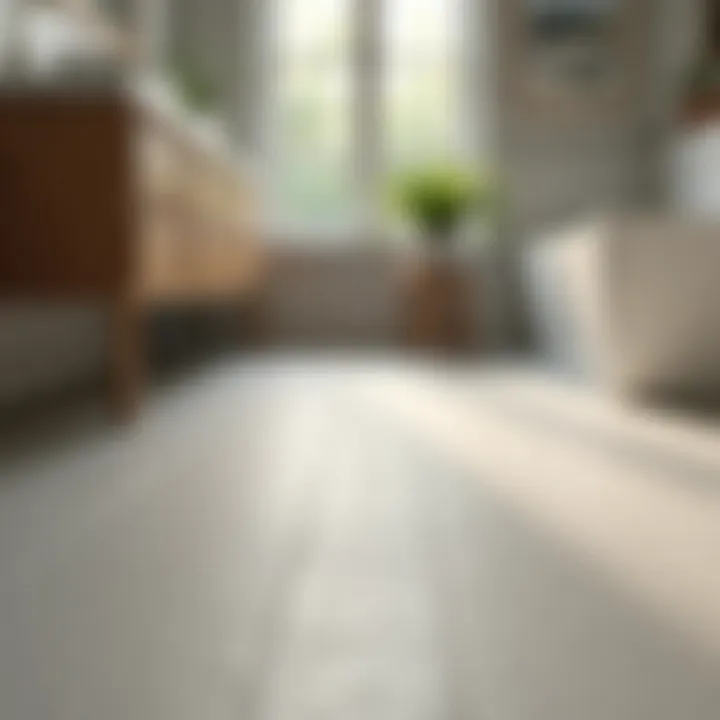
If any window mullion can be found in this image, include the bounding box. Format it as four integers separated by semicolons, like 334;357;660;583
354;0;383;239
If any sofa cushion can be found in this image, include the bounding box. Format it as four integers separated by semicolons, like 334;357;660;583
605;216;720;394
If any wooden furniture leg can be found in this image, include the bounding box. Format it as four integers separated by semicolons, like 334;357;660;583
109;297;144;422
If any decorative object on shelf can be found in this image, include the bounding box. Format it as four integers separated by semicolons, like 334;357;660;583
393;163;494;352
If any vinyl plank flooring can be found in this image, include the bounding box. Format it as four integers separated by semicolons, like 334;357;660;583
0;358;719;720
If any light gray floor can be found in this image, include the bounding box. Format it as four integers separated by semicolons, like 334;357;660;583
1;358;720;720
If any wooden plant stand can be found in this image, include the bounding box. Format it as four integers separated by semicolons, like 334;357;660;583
401;254;474;352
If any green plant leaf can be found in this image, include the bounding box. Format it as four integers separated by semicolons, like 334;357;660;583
391;163;495;242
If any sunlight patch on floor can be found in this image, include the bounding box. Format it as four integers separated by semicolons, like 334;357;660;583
355;372;720;660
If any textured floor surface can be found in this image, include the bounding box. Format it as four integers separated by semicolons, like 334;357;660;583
1;357;720;720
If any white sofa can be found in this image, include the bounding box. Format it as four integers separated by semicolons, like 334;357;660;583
524;216;720;396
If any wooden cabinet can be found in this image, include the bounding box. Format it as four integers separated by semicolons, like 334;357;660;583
136;95;262;302
0;85;264;420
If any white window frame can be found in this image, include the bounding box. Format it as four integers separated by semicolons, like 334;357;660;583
261;0;481;245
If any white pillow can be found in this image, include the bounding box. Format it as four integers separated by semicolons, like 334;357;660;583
524;217;612;380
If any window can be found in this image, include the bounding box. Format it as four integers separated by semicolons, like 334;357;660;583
384;0;464;175
268;0;469;238
271;0;355;232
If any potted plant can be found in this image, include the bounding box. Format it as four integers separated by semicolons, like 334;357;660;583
393;163;492;251
392;163;494;350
